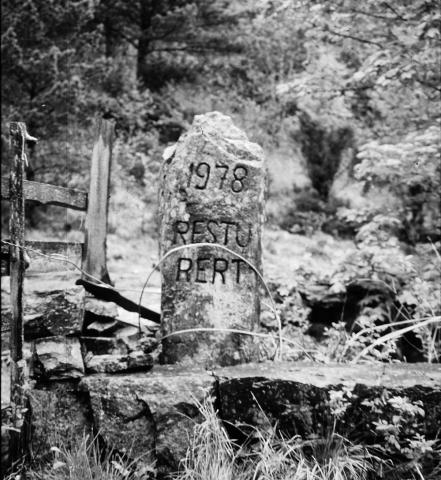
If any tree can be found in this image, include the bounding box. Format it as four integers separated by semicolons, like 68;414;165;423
91;0;242;87
1;0;96;136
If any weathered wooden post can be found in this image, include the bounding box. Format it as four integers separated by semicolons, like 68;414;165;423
8;122;28;464
159;112;266;367
84;118;114;284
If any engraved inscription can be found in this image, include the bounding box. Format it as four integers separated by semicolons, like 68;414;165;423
215;164;228;189
160;113;265;366
175;256;249;284
188;162;210;189
231;166;247;193
172;219;252;248
187;162;248;192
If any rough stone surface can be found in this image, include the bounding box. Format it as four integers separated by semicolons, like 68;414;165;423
80;367;213;474
83;295;119;318
29;381;92;459
1;285;84;342
81;334;159;373
159;112;266;367
32;336;84;380
20;362;441;477
216;362;441;444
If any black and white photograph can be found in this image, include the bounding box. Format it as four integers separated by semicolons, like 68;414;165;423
1;1;440;479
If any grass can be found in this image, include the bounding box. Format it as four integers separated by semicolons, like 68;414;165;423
3;434;155;480
175;397;378;480
3;397;378;480
8;395;440;479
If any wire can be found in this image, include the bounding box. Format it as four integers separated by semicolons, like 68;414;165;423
137;242;285;359
1;239;159;295
2;240;317;361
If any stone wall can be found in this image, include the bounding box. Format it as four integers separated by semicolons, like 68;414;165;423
28;362;441;478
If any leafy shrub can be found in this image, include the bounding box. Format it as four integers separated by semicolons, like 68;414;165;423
355;125;441;244
362;392;440;479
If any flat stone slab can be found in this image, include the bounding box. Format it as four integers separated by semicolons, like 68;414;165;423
215;362;441;443
214;361;441;389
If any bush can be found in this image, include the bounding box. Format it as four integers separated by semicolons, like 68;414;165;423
355;125;441;244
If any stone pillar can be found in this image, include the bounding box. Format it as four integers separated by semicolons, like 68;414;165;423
159;112;265;366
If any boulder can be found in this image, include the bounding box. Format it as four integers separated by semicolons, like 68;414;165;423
298;279;396;339
80;367;213;474
29;381;92;459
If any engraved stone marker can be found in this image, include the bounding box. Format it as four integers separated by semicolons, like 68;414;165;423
159;112;265;366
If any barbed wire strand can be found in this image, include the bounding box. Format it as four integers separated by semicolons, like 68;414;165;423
2;239;317;361
1;239;159;294
161;327;317;360
137;242;285;359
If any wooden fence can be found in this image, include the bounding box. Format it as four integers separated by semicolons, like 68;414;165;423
1;118;114;465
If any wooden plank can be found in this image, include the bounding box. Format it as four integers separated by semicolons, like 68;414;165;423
1;354;11;409
8;121;27;462
84;118;114;284
1;177;88;211
9;123;25;364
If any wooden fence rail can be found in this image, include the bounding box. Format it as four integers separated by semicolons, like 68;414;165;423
1;118;114;467
1;178;88;211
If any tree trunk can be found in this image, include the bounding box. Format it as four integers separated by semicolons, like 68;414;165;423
136;0;154;84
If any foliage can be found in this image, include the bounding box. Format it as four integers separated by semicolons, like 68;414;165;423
2;0;439;215
4;434;154;480
1;0;97;136
239;0;440;225
315;208;440;363
355;125;441;243
271;0;440;134
91;0;243;87
362;392;440;478
177;397;377;480
266;225;440;364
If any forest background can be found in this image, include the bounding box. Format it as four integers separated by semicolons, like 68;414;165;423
1;0;440;364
